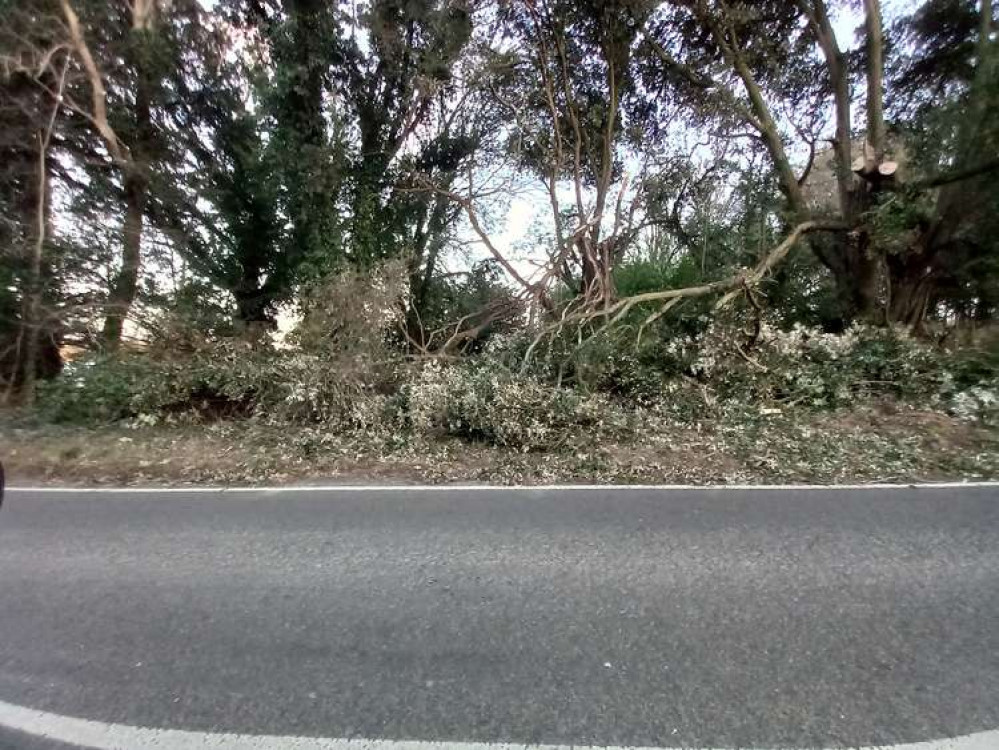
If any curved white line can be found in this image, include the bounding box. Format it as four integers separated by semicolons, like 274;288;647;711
0;699;996;750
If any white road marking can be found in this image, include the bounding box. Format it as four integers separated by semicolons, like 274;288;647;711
7;481;999;494
0;699;996;750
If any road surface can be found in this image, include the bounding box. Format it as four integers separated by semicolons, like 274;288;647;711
0;484;998;749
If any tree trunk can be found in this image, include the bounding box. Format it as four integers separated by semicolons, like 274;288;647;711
711;14;806;214
278;0;336;266
829;240;879;323
803;0;854;218
579;240;604;301
15;130;52;404
102;168;147;350
406;193;451;349
848;252;880;322
234;289;271;326
883;227;944;332
233;265;276;343
863;0;886;161
102;27;154;351
887;273;933;331
878;0;997;334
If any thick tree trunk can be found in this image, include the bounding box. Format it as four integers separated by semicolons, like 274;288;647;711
279;0;335;265
17;131;52;404
102;27;154;351
233;268;276;343
878;0;997;334
102;169;147;350
824;236;879;324
234;290;271;326
887;274;933;331
848;256;880;322
883;231;943;332
350;158;389;263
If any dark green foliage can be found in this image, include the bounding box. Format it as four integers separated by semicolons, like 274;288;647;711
265;0;346;274
37;355;162;423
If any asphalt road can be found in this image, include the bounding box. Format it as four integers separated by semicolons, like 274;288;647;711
0;485;997;750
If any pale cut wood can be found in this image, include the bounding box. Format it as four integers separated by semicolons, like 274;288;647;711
878;161;898;176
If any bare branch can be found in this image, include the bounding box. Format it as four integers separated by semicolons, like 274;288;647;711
59;0;129;165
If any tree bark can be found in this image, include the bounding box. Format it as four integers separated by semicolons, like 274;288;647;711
844;236;880;321
707;7;806;214
9;61;66;404
878;0;996;332
60;0;151;350
886;256;933;332
406;192;451;342
281;0;335;265
101;26;154;351
801;0;890;324
800;0;854;219
102;168;148;349
234;284;271;326
15;131;52;404
715;1;877;325
863;0;886;161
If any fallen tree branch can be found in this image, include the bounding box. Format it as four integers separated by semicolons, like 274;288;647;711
521;220;846;370
714;220;845;308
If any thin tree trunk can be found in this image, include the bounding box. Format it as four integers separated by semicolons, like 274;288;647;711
10;62;65;405
404;189;456;349
714;21;806;214
61;0;155;350
413;195;449;304
801;0;854;219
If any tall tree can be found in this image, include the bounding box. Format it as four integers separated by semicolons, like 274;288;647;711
1;2;74;398
340;0;474;266
267;0;346;273
640;0;999;329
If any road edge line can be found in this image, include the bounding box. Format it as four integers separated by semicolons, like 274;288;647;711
6;481;999;494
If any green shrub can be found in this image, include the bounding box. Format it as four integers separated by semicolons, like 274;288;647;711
38;355;164;423
38;345;399;430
